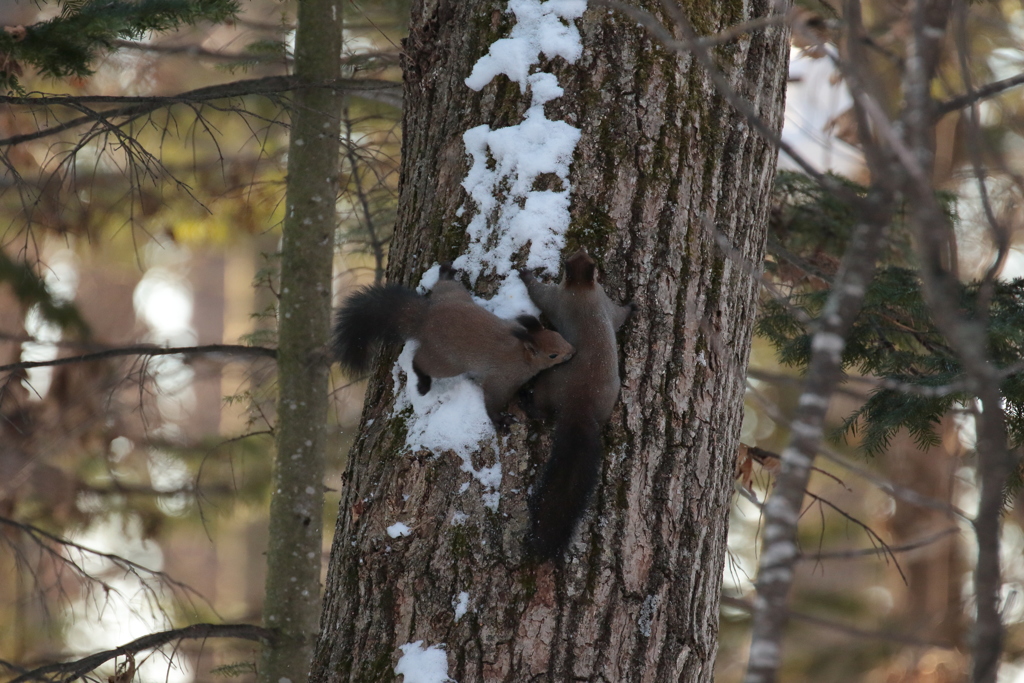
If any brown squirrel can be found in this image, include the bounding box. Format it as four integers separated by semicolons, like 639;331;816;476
332;264;575;425
519;249;634;560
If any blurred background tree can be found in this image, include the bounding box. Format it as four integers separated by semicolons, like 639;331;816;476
0;1;403;681
722;1;1024;681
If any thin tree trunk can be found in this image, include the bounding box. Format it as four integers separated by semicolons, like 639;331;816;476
886;422;965;650
311;1;788;680
260;0;342;681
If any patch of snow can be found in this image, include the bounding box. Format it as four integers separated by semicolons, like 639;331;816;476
474;276;541;320
465;0;587;91
392;341;503;507
393;341;495;455
417;263;443;293
455;72;580;282
481;491;501;511
453;591;470;622
386;522;412;538
395;641;453;683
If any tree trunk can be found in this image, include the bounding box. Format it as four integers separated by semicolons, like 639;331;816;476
310;1;788;680
886;422;965;650
260;1;343;681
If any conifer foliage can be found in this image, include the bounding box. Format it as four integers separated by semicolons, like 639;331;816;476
0;250;89;336
758;171;1024;456
0;0;238;90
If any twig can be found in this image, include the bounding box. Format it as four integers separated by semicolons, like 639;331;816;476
742;443;848;489
0;659;30;675
802;489;908;584
744;383;967;519
343;113;386;284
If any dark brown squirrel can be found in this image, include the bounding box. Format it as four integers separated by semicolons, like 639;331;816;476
332;264;575;425
519;249;634;560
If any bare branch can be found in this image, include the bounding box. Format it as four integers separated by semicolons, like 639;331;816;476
817;445;968;519
0;515;215;629
896;3;1012;680
110;38;400;68
952;1;1010;322
743;444;910;582
109;38;287;63
0;343;276;374
934;71;1024;120
722;596;956;649
805;527;959;560
10;623;273;683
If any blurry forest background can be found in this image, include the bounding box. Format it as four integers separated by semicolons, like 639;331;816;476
0;1;402;681
3;0;1024;682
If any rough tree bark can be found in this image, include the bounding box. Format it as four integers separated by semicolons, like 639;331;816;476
260;0;343;681
310;0;788;680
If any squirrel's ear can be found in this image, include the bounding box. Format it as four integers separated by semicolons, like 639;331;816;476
514;329;539;355
565;250;596;286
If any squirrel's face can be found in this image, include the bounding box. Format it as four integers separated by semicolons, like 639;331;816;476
528;330;574;367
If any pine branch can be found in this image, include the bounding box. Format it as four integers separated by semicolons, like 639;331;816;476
0;251;89;336
761;169;1024;455
0;75;402;148
0;0;241;89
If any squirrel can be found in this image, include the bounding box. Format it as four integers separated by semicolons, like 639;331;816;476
332;264;575;426
519;249;634;560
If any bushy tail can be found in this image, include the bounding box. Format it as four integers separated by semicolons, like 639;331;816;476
527;411;602;560
331;284;425;375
